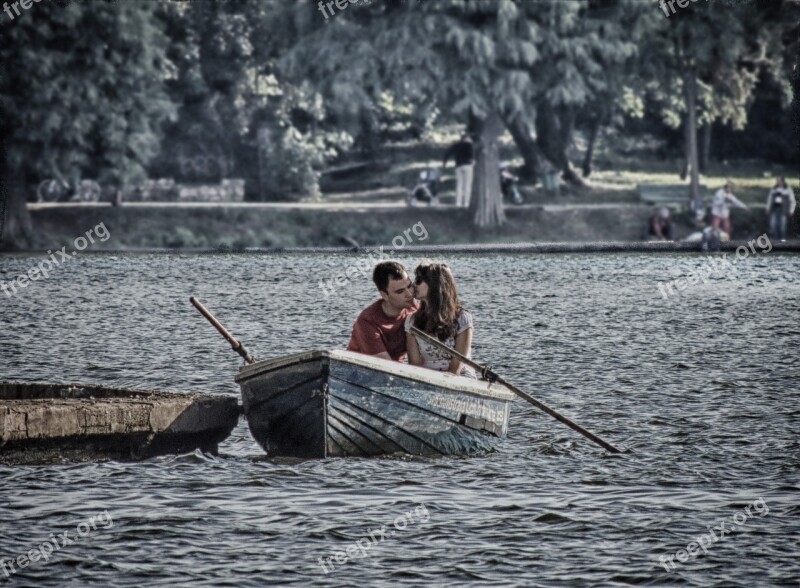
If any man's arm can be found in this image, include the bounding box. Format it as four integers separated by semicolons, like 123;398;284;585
347;317;392;360
651;216;664;239
442;144;455;168
466;139;477;163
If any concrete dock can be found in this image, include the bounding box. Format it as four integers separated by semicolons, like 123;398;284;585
0;382;240;464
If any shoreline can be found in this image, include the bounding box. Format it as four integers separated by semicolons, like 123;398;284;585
4;240;800;255
3;202;794;253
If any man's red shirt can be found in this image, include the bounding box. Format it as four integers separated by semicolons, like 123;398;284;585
347;299;417;361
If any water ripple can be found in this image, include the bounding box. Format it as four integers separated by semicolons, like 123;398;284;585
1;252;798;586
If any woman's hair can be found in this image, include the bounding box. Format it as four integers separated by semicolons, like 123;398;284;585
413;261;463;341
775;177;786;188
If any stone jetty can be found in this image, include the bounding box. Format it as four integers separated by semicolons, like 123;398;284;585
0;382;240;464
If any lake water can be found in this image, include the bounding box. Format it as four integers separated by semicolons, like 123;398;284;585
1;251;798;587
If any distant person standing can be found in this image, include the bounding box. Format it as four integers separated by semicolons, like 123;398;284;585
765;177;795;241
442;133;475;208
711;182;748;237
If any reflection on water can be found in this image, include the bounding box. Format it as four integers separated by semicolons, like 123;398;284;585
1;252;799;586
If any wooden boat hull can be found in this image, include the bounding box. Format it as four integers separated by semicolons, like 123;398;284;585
235;350;514;458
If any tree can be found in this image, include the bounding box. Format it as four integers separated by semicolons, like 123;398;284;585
641;0;789;213
165;0;355;201
420;0;543;226
578;0;650;178
525;0;645;185
697;0;792;170
0;1;175;250
156;0;258;184
281;0;550;227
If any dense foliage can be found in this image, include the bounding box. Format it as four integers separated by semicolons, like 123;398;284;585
0;0;175;247
0;0;795;245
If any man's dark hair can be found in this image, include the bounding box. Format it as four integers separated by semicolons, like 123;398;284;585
373;261;407;292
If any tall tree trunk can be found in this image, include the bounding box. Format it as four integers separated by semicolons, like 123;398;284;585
0;139;34;251
684;69;701;215
582;118;601;178
556;106;584;186
699;122;712;173
535;101;586;187
257;125;271;201
502;113;542;181
472;110;505;228
680;116;690;180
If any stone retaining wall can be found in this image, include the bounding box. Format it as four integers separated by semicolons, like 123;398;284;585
0;383;240;464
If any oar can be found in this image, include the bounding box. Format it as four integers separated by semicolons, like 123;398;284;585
409;326;623;454
190;296;256;364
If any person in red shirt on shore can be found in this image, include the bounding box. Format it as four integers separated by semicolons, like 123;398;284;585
347;261;418;362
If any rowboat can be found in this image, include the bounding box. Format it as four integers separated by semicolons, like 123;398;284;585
191;297;622;457
235;349;515;458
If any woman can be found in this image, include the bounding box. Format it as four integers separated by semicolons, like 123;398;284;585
711;182;748;237
405;262;476;378
766;177;796;241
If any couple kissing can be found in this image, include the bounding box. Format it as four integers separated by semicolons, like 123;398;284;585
347;261;476;378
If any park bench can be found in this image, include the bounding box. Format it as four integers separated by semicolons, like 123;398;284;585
321;161;370;178
637;183;708;208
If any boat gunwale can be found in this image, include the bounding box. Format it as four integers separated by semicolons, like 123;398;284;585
236;349;516;402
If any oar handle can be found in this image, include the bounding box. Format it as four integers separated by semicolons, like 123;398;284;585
190;296;256;364
409;326;622;454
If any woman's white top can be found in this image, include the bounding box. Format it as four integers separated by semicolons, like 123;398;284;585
711;189;747;219
405;310;476;377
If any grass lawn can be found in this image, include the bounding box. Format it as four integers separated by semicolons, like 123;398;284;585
320;128;793;209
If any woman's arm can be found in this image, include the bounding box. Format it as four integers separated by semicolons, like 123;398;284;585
728;193;748;209
448;328;473;375
406;331;423;366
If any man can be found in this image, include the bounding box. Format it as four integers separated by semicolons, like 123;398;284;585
347;261;417;362
711;182;747;237
442;132;475;208
648;207;674;241
700;225;727;252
